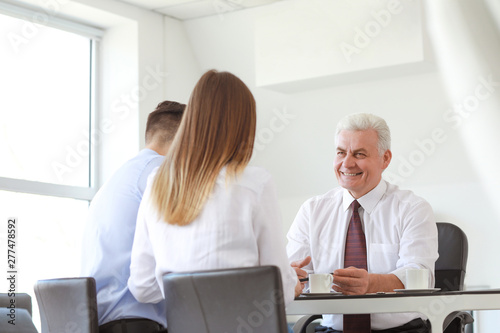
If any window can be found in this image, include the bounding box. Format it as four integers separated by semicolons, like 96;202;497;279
0;3;103;329
0;8;96;187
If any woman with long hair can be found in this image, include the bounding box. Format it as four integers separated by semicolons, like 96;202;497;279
128;70;300;310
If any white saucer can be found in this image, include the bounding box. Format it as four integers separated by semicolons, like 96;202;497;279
394;288;441;293
301;291;342;296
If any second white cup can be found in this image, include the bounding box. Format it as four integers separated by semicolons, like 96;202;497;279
406;268;429;289
309;273;333;293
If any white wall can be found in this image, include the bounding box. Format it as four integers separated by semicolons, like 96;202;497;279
177;0;500;294
163;16;201;104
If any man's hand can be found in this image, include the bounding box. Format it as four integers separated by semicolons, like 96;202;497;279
291;256;311;280
332;267;369;295
294;279;304;297
332;267;404;295
291;256;311;296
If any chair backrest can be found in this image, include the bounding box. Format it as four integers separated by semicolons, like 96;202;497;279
0;293;38;332
435;222;468;291
0;293;33;316
34;277;98;333
163;265;289;333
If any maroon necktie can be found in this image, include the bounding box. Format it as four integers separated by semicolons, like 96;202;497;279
343;200;371;332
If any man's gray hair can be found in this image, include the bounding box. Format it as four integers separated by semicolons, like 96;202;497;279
335;113;391;155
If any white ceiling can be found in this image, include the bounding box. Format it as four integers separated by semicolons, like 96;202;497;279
115;0;284;20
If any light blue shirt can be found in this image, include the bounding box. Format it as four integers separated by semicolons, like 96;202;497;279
81;149;166;327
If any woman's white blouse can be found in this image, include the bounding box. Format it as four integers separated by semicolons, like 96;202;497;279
128;166;298;306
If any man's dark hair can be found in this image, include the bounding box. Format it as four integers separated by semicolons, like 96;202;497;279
145;101;186;145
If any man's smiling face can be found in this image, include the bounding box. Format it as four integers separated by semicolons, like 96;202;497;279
334;129;392;198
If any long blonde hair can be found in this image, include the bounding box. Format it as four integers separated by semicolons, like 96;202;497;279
151;70;256;225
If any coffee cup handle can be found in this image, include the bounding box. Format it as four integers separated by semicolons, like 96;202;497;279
326;274;333;287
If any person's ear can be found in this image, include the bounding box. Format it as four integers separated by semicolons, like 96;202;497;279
382;149;392;170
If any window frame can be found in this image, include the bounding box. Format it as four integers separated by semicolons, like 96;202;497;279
0;2;104;201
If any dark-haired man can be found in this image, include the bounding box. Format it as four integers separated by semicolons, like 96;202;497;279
81;101;185;333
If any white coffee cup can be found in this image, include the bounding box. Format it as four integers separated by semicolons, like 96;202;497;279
309;274;333;293
406;268;429;289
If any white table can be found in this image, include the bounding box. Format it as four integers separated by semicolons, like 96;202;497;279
287;290;500;333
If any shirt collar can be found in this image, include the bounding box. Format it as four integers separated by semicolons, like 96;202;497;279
342;180;387;213
140;148;160;156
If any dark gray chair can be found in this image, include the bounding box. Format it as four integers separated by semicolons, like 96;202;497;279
292;222;473;333
0;293;34;316
0;293;38;332
34;277;98;333
435;222;473;333
163;265;289;333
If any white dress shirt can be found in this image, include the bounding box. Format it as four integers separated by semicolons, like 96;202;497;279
128;166;298;312
287;180;438;330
